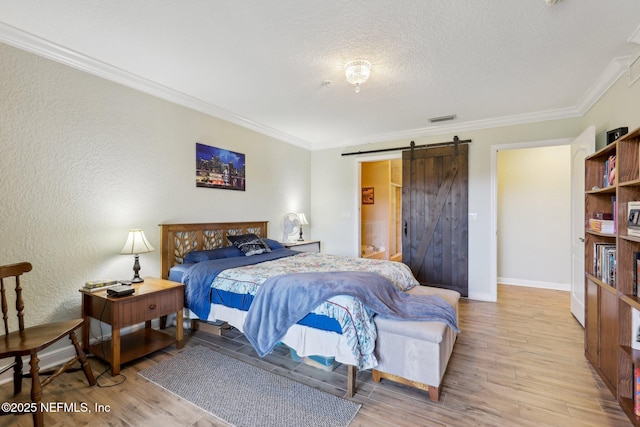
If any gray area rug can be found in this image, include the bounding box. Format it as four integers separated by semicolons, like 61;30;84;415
138;345;361;427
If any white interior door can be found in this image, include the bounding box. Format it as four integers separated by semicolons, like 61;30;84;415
571;126;595;326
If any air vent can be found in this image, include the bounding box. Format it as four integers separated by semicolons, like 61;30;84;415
428;114;456;123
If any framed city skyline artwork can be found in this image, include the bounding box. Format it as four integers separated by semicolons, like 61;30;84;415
196;143;246;191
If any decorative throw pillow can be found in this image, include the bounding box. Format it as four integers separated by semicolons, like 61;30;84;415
227;234;272;256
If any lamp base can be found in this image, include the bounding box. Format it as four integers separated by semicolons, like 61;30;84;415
131;254;144;283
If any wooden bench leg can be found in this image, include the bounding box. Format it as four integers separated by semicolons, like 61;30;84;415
428;385;440;402
370;368;441;403
347;364;356;397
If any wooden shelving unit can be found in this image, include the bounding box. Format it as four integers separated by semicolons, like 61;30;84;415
584;127;640;426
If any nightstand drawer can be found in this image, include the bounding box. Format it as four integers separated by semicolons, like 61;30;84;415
118;290;181;325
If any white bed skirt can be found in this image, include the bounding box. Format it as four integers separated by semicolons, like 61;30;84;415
186;304;361;367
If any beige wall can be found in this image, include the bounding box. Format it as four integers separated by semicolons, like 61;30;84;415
311;74;640;301
497;145;571;289
0;42;311;329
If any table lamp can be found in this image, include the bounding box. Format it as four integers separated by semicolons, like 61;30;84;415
297;213;309;241
120;229;154;283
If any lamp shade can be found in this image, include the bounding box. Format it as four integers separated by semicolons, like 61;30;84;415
120;229;154;255
297;213;309;225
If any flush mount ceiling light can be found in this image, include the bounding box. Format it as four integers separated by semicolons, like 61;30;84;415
344;59;371;93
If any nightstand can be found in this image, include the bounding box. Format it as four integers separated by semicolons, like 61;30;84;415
81;277;184;375
282;240;321;253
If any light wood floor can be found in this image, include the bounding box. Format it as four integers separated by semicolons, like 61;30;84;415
0;285;632;426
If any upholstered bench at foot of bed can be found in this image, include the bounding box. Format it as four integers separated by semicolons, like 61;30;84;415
372;285;460;402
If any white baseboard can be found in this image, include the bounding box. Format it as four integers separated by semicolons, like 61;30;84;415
0;319;165;386
0;345;78;386
498;277;570;291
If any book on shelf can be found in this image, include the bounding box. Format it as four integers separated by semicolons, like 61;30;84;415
591;212;614;220
603;154;616;187
635;252;640;297
588;218;615;234
628;201;640;237
612;195;617;234
593;243;616;287
636;365;640;416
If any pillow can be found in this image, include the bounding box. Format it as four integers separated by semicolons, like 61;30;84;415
262;238;284;250
227;233;272;256
184;245;244;263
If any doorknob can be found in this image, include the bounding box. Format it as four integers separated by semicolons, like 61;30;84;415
404;221;407;236
579;237;585;242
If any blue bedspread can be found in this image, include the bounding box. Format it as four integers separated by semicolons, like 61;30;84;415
181;248;298;319
243;271;460;358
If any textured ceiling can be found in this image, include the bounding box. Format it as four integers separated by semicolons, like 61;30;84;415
1;0;640;150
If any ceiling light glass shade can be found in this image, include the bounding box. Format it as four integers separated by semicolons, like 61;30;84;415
345;60;371;93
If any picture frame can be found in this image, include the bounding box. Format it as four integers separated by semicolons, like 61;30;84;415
362;187;374;204
628;201;640;237
196;143;246;191
632;307;640;350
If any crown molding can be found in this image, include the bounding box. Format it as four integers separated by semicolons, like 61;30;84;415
0;22;311;150
312;55;629;151
0;22;628;153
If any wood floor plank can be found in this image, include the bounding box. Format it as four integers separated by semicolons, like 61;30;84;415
0;284;632;426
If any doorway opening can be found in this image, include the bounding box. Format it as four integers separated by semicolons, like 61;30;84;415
359;157;402;261
490;137;574;302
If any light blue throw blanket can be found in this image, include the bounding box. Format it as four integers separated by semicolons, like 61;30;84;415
243;271;460;358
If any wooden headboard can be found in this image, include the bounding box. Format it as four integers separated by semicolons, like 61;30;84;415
158;221;268;279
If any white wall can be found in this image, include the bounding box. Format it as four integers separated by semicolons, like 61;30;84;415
497;146;571;289
0;42;311;329
311;75;640;301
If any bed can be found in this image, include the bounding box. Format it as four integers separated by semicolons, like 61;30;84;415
159;221;458;397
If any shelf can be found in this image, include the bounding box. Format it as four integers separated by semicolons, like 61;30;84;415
621;294;640;311
89;328;176;366
586;140;617;160
586;274;617;294
621;345;640;366
586;186;617;194
620;179;640;187
585;229;616;238
620;397;640;425
621;234;640;243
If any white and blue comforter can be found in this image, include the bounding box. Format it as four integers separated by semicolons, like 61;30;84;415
181;251;439;368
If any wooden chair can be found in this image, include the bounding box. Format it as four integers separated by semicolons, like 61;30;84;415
0;262;96;426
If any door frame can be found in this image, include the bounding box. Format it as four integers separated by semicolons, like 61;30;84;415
489;137;572;301
353;153;402;257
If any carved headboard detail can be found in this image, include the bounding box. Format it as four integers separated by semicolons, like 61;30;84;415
158;221;268;279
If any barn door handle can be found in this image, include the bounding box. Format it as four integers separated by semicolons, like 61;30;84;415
404;221;407;236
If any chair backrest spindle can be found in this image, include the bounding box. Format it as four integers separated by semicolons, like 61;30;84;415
0;278;8;336
15;275;24;331
0;262;32;335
